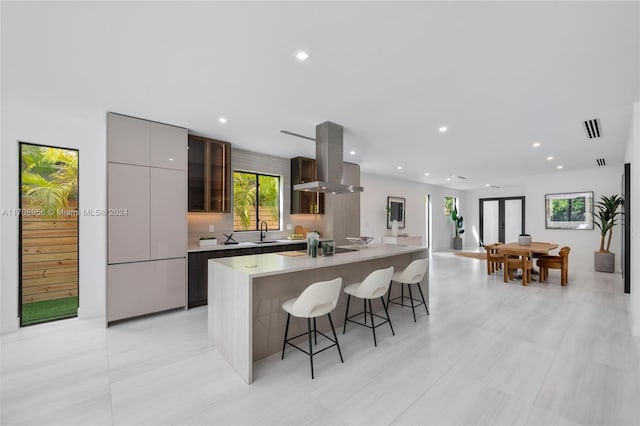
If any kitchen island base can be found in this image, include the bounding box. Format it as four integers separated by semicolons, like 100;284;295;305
208;245;428;383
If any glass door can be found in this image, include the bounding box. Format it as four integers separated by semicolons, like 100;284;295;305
479;196;525;245
19;143;79;326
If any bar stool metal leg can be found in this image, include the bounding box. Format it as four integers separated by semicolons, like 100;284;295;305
368;299;377;346
380;297;394;335
307;318;314;379
387;281;393;308
281;313;291;359
363;299;367;324
343;295;351;334
327;313;344;363
313;317;317;345
416;282;429;315
408;284;417;322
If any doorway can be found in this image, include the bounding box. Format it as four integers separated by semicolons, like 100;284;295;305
425;194;432;248
479;196;525;246
19;143;79;326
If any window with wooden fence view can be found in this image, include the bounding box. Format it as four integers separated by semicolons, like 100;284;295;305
233;171;280;231
20;143;79;326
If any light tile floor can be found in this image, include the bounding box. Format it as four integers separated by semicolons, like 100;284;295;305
2;252;639;425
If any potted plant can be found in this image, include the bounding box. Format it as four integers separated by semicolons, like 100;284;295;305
451;207;464;250
518;233;532;246
592;194;623;272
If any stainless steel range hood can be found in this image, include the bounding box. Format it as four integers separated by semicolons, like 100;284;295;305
293;121;364;194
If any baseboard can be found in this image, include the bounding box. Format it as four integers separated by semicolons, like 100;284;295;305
1;317;20;335
77;304;105;320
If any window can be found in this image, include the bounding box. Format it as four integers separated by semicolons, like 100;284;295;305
444;196;458;216
233;171;280;231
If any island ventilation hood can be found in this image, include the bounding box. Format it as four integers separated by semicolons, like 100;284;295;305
293;121;364;194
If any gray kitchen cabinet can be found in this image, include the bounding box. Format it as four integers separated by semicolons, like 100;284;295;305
108;163;150;264
107;258;186;322
150;168;187;259
107;113;150;166
107;113;188;323
149;121;187;170
107;112;187;170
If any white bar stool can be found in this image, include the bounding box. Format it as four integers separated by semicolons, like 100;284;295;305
281;277;343;379
386;259;429;322
342;266;395;346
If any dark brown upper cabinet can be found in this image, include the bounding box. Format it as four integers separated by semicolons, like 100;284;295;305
290;157;324;214
188;135;231;212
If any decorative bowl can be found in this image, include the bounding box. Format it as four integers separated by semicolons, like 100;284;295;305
346;236;374;247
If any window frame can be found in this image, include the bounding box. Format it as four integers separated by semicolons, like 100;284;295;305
233;170;282;232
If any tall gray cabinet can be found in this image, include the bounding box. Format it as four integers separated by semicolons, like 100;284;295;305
107;113;187;323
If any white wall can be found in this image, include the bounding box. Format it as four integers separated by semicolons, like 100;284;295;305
1;104;107;333
464;167;624;271
627;102;640;336
360;173;465;251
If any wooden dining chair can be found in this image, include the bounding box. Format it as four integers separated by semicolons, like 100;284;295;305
537;246;571;285
502;249;533;285
485;242;504;275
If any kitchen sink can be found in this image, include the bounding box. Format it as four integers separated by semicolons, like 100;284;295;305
251;240;280;244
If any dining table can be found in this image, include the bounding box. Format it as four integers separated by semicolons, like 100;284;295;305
498;241;559;255
498;242;559;281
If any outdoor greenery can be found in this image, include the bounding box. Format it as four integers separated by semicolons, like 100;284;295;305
451;206;464;237
592;194;623;253
551;197;586;221
444;196;456;216
21;296;78;326
21;144;78;214
233;171;280;231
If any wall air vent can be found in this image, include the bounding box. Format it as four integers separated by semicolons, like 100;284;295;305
583;118;601;139
596;158;606;167
456;175;467;180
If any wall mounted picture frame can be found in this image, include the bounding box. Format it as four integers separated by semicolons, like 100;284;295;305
545;191;594;229
387;196;405;229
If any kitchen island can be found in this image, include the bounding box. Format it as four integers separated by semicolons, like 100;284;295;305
208;243;429;383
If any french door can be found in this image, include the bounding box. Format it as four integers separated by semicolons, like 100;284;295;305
479;196;525;246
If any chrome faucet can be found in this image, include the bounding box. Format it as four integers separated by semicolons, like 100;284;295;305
260;221;268;241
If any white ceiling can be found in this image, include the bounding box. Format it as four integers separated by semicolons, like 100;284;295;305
3;1;639;189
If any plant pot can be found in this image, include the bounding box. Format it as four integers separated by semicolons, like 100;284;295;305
453;236;463;250
518;235;532;246
594;251;615;273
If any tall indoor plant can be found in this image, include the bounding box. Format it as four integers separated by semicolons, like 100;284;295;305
451;207;464;250
592;194;623;272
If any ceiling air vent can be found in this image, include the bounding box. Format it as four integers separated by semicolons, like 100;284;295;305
596;158;606;167
456;175;467;180
583;118;601;139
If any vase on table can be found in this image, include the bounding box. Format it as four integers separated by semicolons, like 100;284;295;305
391;220;398;237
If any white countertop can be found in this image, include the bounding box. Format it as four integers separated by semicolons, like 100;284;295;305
209;243;427;278
188;239;306;253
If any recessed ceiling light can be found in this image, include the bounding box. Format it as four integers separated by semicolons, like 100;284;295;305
439;126;448;133
546;156;554;161
557;165;563;169
397;166;403;170
446;177;451;181
219;117;227;124
168;158;174;161
486;183;490;187
349;150;356;155
296;51;309;61
533;142;541;148
424;173;430;176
